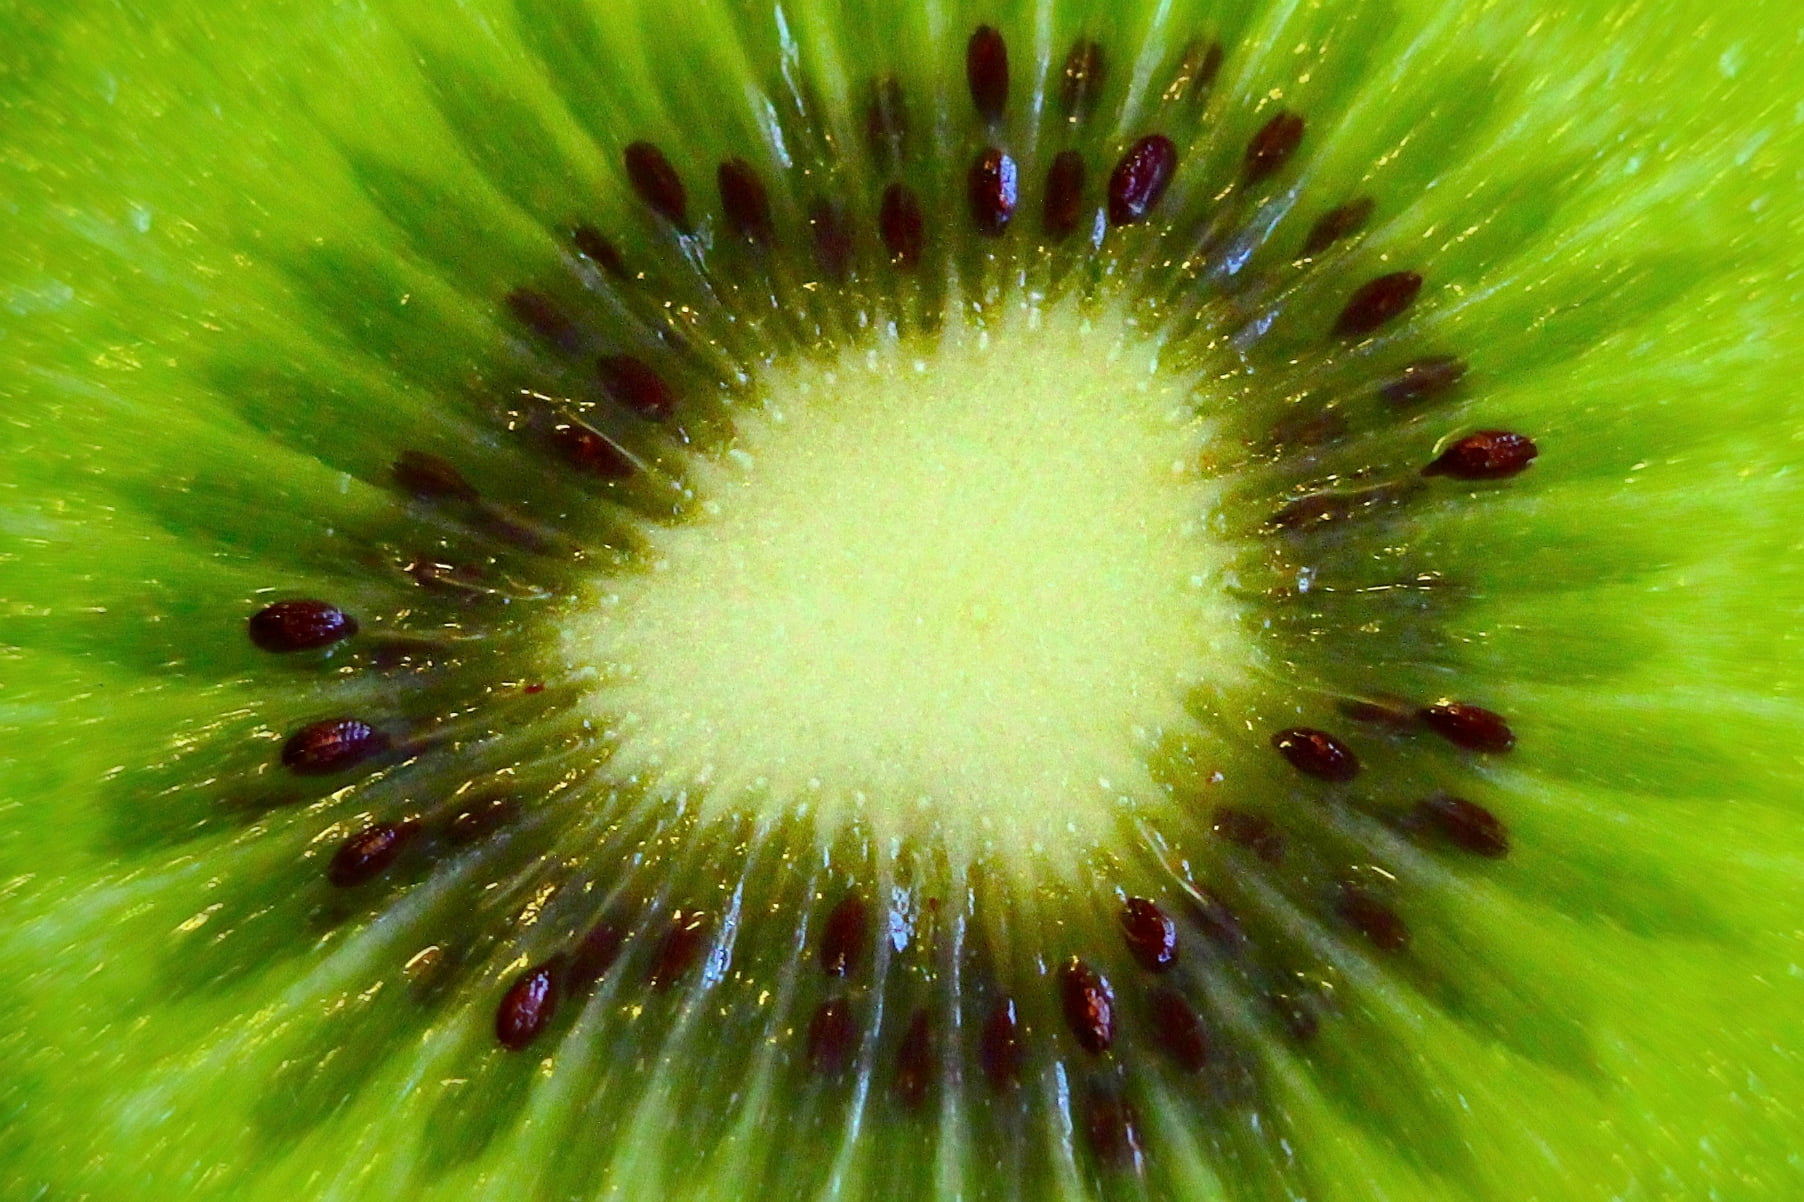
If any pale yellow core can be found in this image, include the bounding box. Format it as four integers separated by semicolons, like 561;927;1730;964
564;296;1242;874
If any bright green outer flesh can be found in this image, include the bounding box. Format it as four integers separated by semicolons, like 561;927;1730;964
2;0;1804;1199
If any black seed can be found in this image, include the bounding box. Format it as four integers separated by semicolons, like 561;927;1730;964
819;894;869;978
1244;112;1305;183
894;1009;934;1109
597;354;676;421
624;141;688;229
717;158;775;245
1381;354;1467;405
969;148;1019;236
1334;271;1424;339
1163;40;1223;105
505;287;581;353
1420;700;1516;753
572;224;629;278
1042;150;1087;241
1189;889;1245;952
281;718;388;776
980;997;1025;1090
1107;134;1177;226
327;820;417;887
879;183;925;269
1147;987;1209;1072
446;797;516;844
1059;958;1116;1054
496;961;560;1051
1422;430;1538;480
567;921;627;991
807;997;857;1076
392;450;479;503
248;600;357;653
552;423;634;480
1119;898;1179;972
1060;40;1105;123
1413;796;1511;858
1267;989;1319;1042
1337;885;1410;952
966;25;1009;124
1300;196;1375;256
809;199;854;281
866;75;908;165
648;910;710;991
1271;728;1359;782
1211;807;1285;863
1083;1083;1145;1171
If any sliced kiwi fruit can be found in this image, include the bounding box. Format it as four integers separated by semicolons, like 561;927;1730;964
2;0;1802;1198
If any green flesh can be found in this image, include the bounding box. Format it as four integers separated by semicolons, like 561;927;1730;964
3;0;1804;1199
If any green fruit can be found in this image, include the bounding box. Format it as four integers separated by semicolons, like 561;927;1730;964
2;1;1801;1200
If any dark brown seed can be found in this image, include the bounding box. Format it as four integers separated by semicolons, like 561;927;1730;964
1337;886;1410;952
597;354;676;421
648;910;710;991
1333;271;1423;339
1420;701;1516;753
1147;987;1209;1072
572;224;629;277
552;423;634;480
1300;196;1375;256
1338;696;1419;729
392;450;479;503
1107;134;1177;226
1083;1084;1145;1171
866;75;908;164
1059;959;1116;1054
1189;889;1245;952
969;148;1019;236
248;600;357;653
567;921;627;991
966;25;1009;124
1381;354;1468;405
879;184;925;269
894;1009;934;1109
446;797;516;843
819;895;869;978
1119;898;1179;972
1211;807;1285;863
1060;40;1105;122
1267;480;1417;533
1422;430;1538;480
1244;111;1305;183
1266;408;1349;453
1163;40;1223;105
1271;728;1359;782
624;141;688;229
980;997;1025;1090
1267;990;1319;1042
717;158;774;244
326;820;417;888
496;961;560;1050
1042;150;1087;241
1414;796;1511;858
809;199;854;281
281;718;388;776
807;998;857;1075
505;287;581;352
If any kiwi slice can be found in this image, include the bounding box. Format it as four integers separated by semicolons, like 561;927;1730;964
3;0;1802;1198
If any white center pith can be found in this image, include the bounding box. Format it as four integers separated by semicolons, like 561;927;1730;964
565;296;1243;873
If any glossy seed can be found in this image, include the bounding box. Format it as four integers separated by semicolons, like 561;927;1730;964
1163;40;1224;105
1422;430;1538;480
809;199;854;281
1244;112;1305;183
1060;40;1105;122
567;921;627;991
819;895;869;977
1083;1084;1145;1171
649;910;710;990
1334;271;1423;339
969;148;1019;236
894;1009;934;1109
327;820;417;887
1337;886;1410;952
879;183;925;269
1414;796;1511;858
572;224;629;277
1119;898;1179;972
966;25;1009;123
597;354;676;421
1148;987;1209;1071
1420;700;1516;753
1107;135;1177;226
717;158;774;245
1382;355;1468;405
505;287;581;352
1042;150;1087;241
980;997;1025;1089
496;961;561;1050
624;141;688;229
1059;959;1116;1054
866;75;908;164
1300;196;1375;256
248;600;357;653
1211;807;1285;863
281;718;388;776
392;450;479;503
1271;728;1360;782
807;998;857;1075
552;423;634;480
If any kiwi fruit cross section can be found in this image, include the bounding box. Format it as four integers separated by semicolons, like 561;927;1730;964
3;1;1803;1200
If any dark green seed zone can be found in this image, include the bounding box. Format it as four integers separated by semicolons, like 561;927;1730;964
92;6;1737;1200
